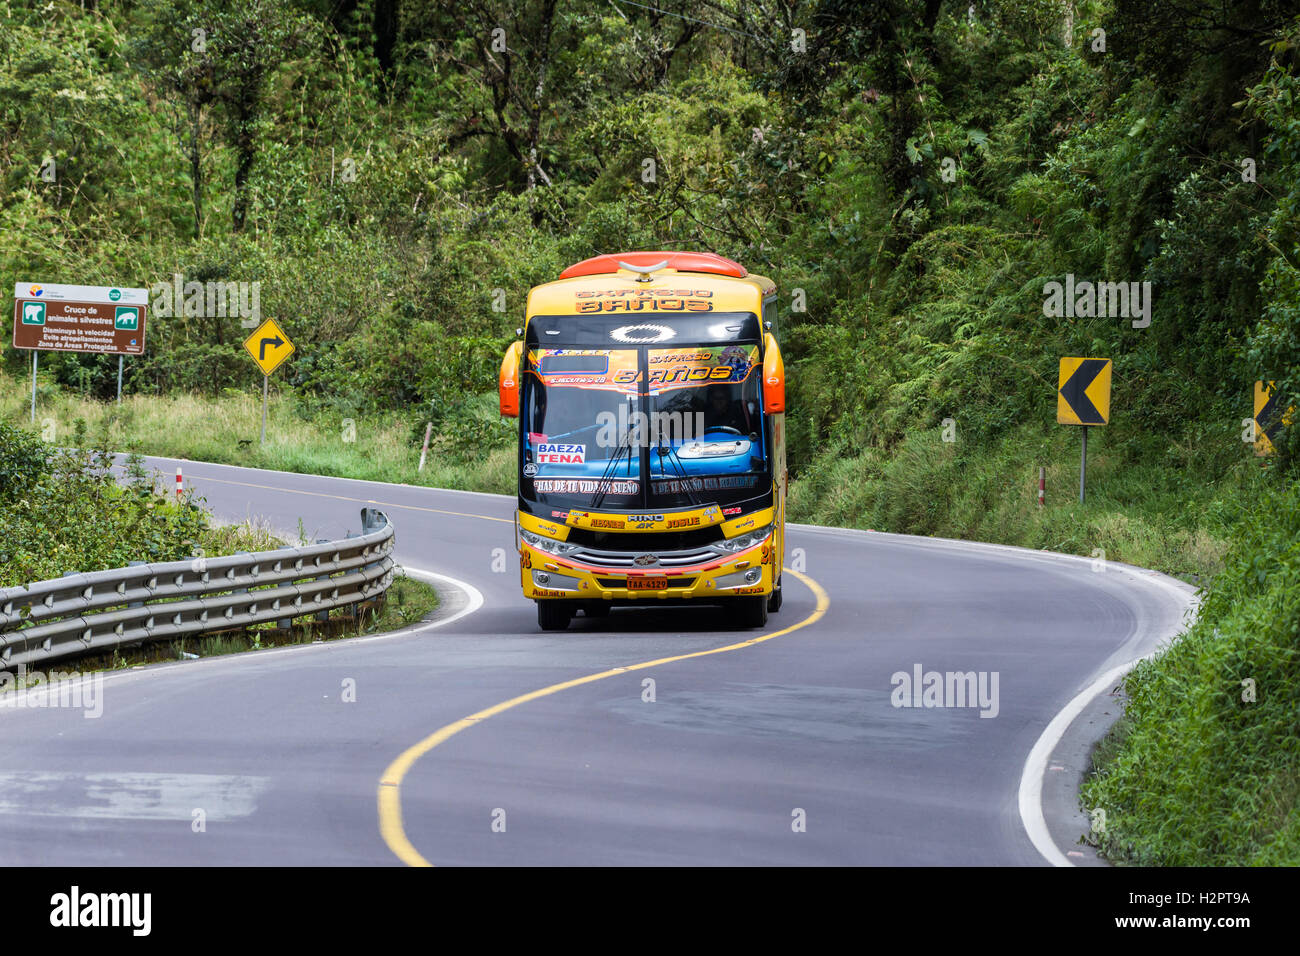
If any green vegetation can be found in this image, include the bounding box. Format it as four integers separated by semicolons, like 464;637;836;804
2;1;1300;863
0;419;210;586
0;417;359;586
0;371;515;495
788;420;1266;582
1082;477;1300;864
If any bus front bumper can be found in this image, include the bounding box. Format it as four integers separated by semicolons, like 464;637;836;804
520;543;773;602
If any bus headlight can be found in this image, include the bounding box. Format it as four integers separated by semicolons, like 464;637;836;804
713;566;765;589
713;524;772;553
520;529;582;556
533;569;581;590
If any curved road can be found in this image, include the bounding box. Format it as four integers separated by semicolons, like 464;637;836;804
0;457;1194;865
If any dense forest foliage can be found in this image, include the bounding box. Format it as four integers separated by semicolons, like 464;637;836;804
3;0;1298;475
3;0;1300;862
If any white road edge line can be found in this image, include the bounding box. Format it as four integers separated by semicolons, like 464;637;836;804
396;566;485;631
1017;656;1152;868
115;452;513;500
792;520;1202;867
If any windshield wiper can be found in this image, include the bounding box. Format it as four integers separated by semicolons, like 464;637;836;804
540;421;605;443
655;441;701;507
590;431;634;511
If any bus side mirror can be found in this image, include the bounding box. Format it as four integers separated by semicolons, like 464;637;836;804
499;341;523;417
762;333;785;414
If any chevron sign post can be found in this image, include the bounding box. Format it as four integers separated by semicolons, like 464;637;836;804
1057;357;1112;504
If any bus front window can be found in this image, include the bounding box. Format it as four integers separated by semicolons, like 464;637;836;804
522;348;642;507
647;344;768;508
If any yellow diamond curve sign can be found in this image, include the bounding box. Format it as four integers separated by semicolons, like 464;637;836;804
243;318;294;376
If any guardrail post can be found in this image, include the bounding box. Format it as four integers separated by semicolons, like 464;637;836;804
358;510;388;618
361;508;378;533
127;561;146;609
345;531;361;621
314;539;332;625
231;551;252;635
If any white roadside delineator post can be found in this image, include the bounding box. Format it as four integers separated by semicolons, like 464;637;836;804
418;422;433;472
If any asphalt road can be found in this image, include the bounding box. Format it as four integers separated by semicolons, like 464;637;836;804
0;456;1195;865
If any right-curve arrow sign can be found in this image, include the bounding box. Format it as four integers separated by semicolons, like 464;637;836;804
242;317;295;376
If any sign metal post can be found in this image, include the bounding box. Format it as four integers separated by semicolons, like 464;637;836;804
1079;426;1088;503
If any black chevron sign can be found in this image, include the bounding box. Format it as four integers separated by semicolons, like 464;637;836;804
1057;357;1111;426
1253;380;1290;456
1257;386;1281;443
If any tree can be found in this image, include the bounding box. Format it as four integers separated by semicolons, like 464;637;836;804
130;0;310;236
406;0;564;211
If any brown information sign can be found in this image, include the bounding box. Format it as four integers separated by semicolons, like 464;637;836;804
12;282;148;356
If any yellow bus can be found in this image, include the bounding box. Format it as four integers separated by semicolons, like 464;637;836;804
498;251;786;631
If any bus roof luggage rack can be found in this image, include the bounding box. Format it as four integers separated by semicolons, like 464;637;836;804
559;251;748;279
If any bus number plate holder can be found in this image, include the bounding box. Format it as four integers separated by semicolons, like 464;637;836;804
627;575;668;591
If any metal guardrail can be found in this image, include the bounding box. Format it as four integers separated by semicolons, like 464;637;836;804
0;508;395;671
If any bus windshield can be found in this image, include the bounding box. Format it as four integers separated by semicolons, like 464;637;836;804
520;341;769;512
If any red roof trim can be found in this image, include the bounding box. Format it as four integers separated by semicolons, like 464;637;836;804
559;251;748;279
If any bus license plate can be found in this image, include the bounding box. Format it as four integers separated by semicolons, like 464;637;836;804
627;576;668;591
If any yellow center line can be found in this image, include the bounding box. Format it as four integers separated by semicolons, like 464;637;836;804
376;569;831;867
188;474;514;523
185;467;825;865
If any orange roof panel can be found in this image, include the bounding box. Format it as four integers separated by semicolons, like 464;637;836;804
559;251;748;279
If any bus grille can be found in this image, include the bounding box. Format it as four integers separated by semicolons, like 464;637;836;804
573;548;718;568
565;526;725;552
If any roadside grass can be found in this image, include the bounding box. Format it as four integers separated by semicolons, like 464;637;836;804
197;515;284;556
787;420;1265;582
1080;477;1300;865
